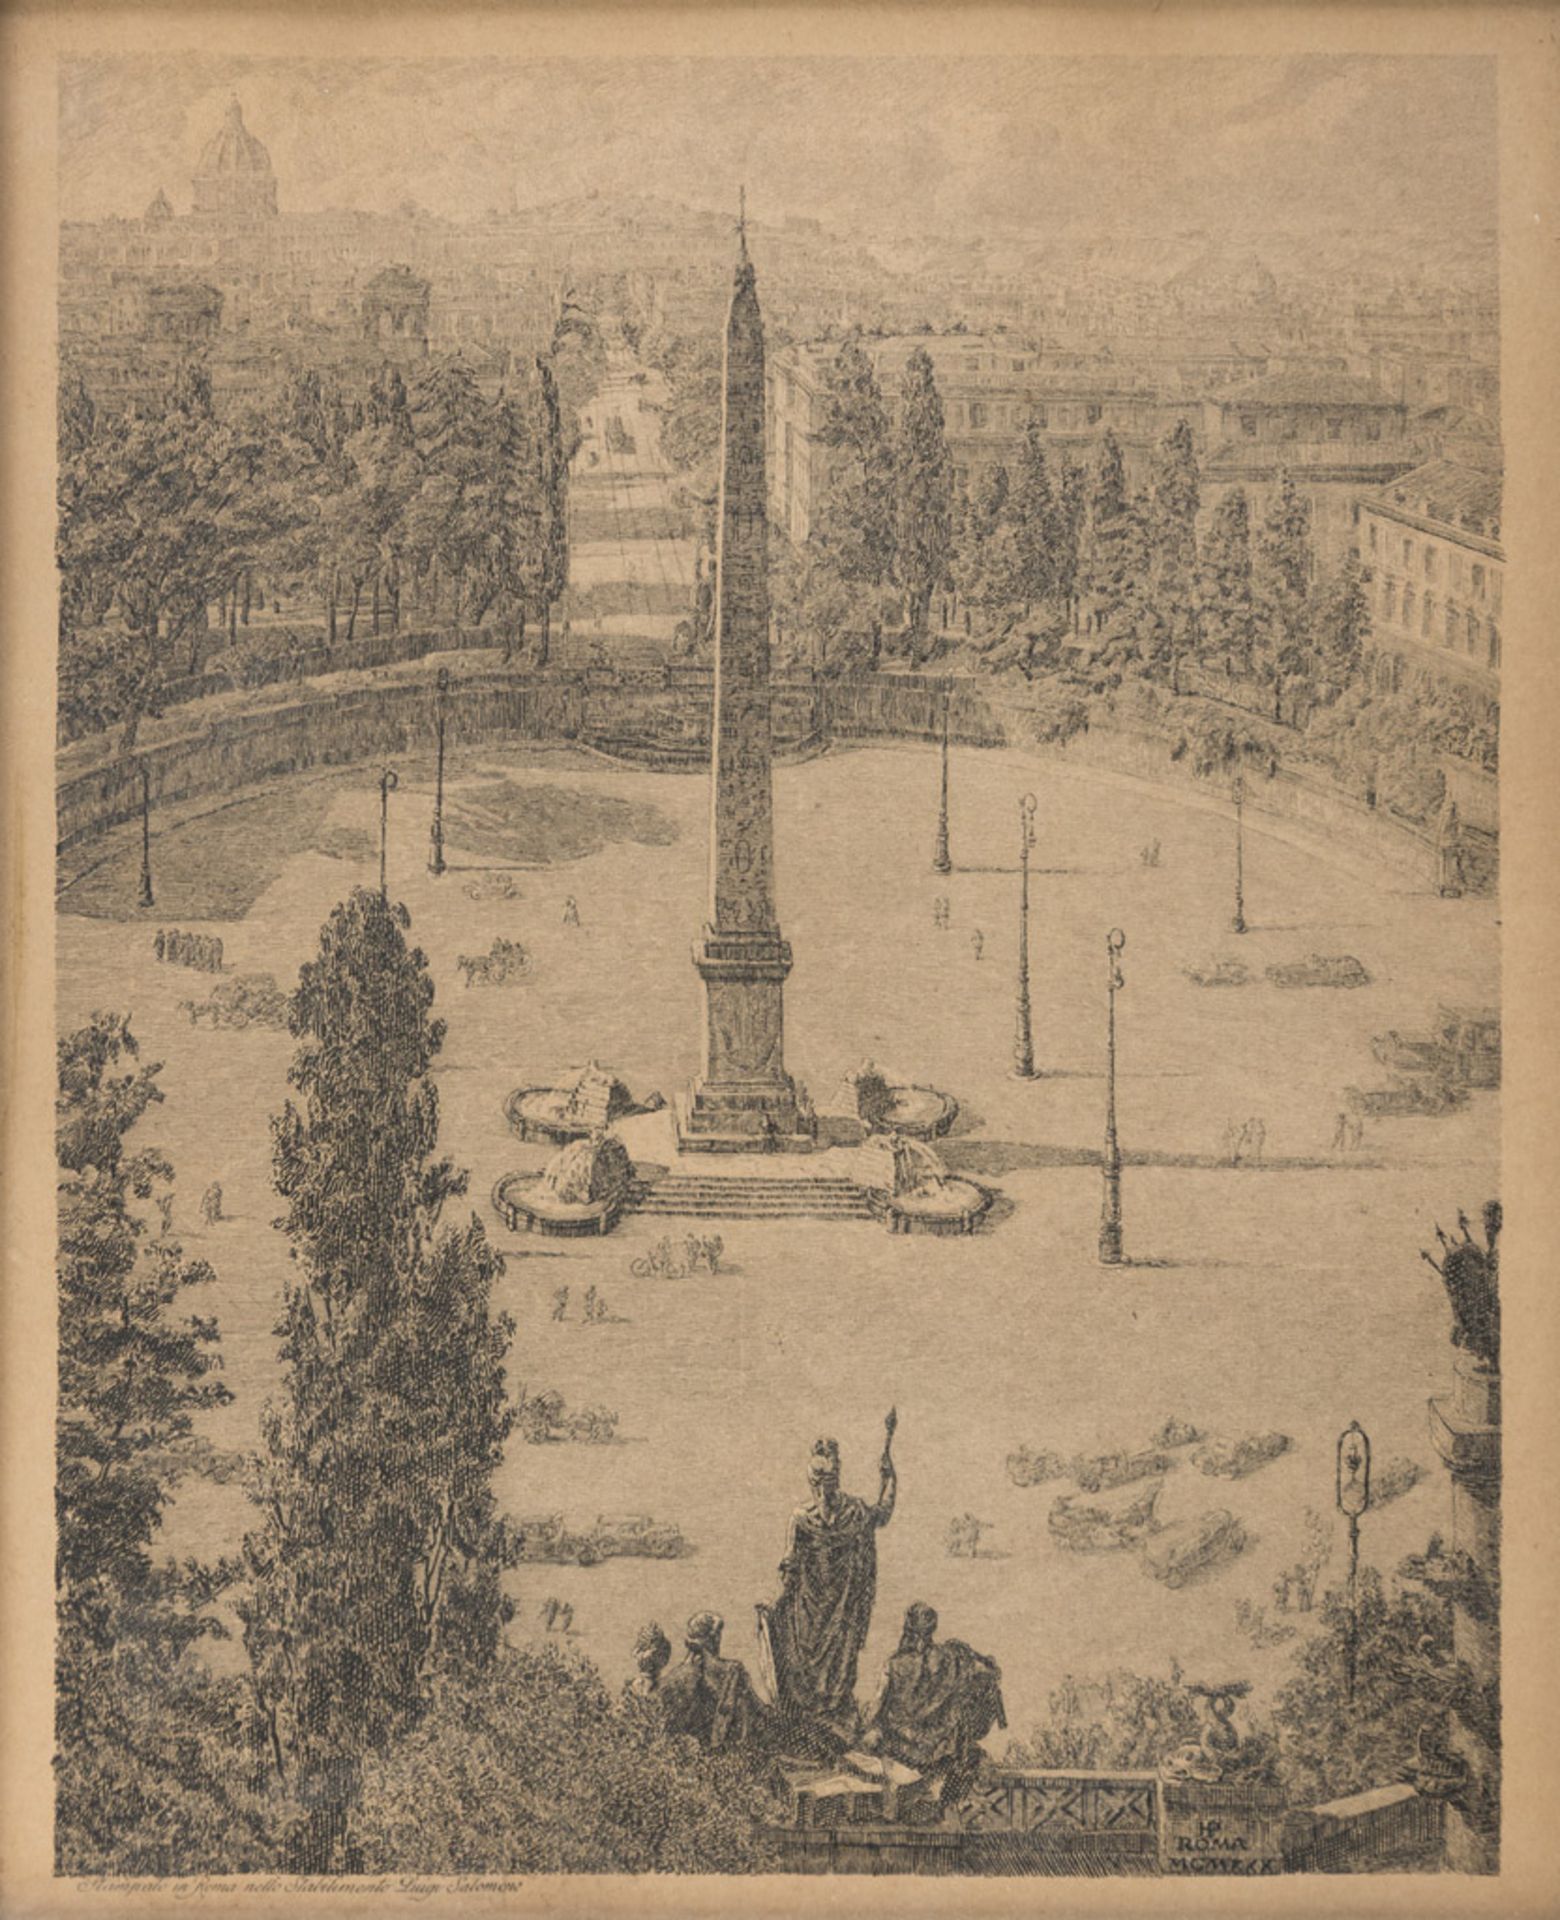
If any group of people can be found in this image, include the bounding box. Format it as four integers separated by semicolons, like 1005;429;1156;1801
1330;1110;1368;1153
550;1284;613;1323
624;1434;1006;1812
153;928;224;972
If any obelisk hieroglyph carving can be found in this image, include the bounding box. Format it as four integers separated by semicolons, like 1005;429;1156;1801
678;210;814;1153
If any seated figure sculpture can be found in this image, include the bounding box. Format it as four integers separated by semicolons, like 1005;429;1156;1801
657;1612;769;1755
860;1602;1006;1808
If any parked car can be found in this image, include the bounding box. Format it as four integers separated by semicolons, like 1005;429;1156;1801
1048;1480;1163;1552
1071;1447;1175;1493
1192;1431;1291;1479
1184;959;1252;988
1347;1078;1469;1118
1141;1509;1247;1588
1266;954;1372;989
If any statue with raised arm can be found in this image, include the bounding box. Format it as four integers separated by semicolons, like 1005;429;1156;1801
761;1415;897;1749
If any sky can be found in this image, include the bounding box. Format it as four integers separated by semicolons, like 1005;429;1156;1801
59;55;1497;239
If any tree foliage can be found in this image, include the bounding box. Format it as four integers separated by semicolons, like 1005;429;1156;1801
894;346;955;659
353;1644;783;1873
240;887;516;1868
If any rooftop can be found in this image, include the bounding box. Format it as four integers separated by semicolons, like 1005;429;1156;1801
1367;459;1502;538
1215;370;1399;409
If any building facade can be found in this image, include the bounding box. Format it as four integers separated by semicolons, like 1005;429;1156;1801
1358;460;1502;705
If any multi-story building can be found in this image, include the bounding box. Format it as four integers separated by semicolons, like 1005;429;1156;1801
768;338;1423;571
1197;370;1420;570
1358;459;1501;706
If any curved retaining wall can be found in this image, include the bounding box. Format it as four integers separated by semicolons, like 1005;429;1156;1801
56;665;1462;893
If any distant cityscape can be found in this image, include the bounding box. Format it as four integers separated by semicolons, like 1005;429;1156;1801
60;94;1502;707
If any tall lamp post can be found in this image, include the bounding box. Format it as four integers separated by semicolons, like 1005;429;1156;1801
932;682;952;875
136;759;155;909
1336;1419;1372;1703
1098;927;1127;1265
428;667;450;876
1230;772;1248;935
1013;792;1038;1079
379;766;399;900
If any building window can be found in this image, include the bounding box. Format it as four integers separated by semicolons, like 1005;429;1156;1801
1086;404;1102;425
1424;548;1436;580
1471;563;1485;599
969;401;988;431
1383;579;1397;620
1403;538;1413;566
1368;523;1378;552
1467;609;1481;656
1445;604;1460;648
1033;407;1048;429
1240;413;1258;437
1325;416;1343;441
1421;594;1435;638
1491;573;1502;615
1402;585;1416;627
1488;621;1501;669
1365;418;1382;441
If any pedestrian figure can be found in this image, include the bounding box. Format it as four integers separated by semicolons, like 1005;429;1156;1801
1224;1119;1242;1168
551;1286;569;1322
583;1284;600;1324
200;1182;224;1225
761;1111;780;1153
971;928;985;962
933;896;950;931
563;896;581;927
1348;1116;1365;1152
1247;1118;1266;1166
703;1234;724;1274
1332;1111;1350;1152
557;1603;575;1635
154;928;166;962
540;1597;560;1632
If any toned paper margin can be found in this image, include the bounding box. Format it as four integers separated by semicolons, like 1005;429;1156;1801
3;6;1557;1916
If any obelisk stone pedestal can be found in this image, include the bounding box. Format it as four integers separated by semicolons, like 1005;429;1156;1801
677;222;813;1154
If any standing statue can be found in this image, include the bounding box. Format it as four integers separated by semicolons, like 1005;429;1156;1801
760;1417;896;1750
1422;1200;1501;1370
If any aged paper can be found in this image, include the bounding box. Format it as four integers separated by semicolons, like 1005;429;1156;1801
3;5;1558;1916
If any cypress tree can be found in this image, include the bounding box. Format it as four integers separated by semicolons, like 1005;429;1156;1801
240;889;515;1870
533;355;569;666
1198;488;1258;675
893;346;954;661
1012;419;1056;612
1149;418;1200;668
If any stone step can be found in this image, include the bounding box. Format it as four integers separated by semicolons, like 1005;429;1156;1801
633;1174;876;1221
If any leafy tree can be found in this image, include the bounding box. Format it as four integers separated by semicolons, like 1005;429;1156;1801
1080;436;1150;651
1271;1542;1481;1813
1007;1664;1203;1771
531;355;570;665
893;346;954;660
1148;419;1200;671
1309;556;1371;692
1012;420;1057;611
1198;487;1258;675
815;336;898;590
240;888;516;1869
1052;457;1088;631
1255;469;1315;719
55;1014;253;1868
352;1644;783;1872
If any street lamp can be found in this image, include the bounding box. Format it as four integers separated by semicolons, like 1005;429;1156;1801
136;759;154;910
932;682;952;875
379;766;399;900
1336;1420;1373;1703
1013;792;1038;1079
428;667;450;876
1098;927;1127;1265
1230;772;1248;935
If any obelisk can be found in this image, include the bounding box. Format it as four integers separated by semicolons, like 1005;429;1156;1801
677;212;814;1153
